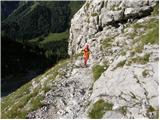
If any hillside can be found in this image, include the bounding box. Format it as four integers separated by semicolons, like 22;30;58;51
1;1;84;40
1;1;84;96
1;36;53;96
1;0;159;119
1;1;84;60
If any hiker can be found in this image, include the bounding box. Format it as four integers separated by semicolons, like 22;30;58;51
83;40;91;67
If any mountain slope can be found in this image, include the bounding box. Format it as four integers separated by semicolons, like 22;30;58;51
1;0;159;119
1;36;53;96
1;1;84;96
1;1;84;40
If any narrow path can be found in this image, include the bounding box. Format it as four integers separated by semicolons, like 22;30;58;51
28;64;94;119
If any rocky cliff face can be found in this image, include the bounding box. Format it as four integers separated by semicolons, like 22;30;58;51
68;0;156;56
68;0;159;118
1;0;159;119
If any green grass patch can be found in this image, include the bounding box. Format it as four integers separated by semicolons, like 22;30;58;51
91;12;98;17
133;18;158;31
133;43;144;53
131;53;150;64
42;85;51;93
92;64;108;81
1;91;33;118
40;31;69;44
28;31;69;47
129;32;137;39
88;99;113;119
141;25;159;45
151;3;159;16
30;95;44;111
102;37;113;49
131;18;158;53
45;59;69;77
132;23;145;30
121;50;126;56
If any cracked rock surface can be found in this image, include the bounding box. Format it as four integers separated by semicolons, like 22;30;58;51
28;65;94;119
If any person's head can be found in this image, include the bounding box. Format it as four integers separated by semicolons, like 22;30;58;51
86;44;89;49
84;44;89;50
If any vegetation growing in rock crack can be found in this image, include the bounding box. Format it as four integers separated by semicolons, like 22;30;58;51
88;99;113;119
92;64;108;81
146;105;159;119
101;37;113;49
73;52;83;60
121;50;126;56
141;22;159;45
142;69;149;78
119;106;127;116
131;54;150;64
113;60;126;70
91;12;98;17
131;18;158;53
85;2;90;10
151;2;159;16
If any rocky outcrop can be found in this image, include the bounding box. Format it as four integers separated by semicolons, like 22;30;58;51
90;45;159;118
66;0;159;119
68;0;157;56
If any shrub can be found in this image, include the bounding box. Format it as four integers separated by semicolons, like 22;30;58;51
88;99;113;119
